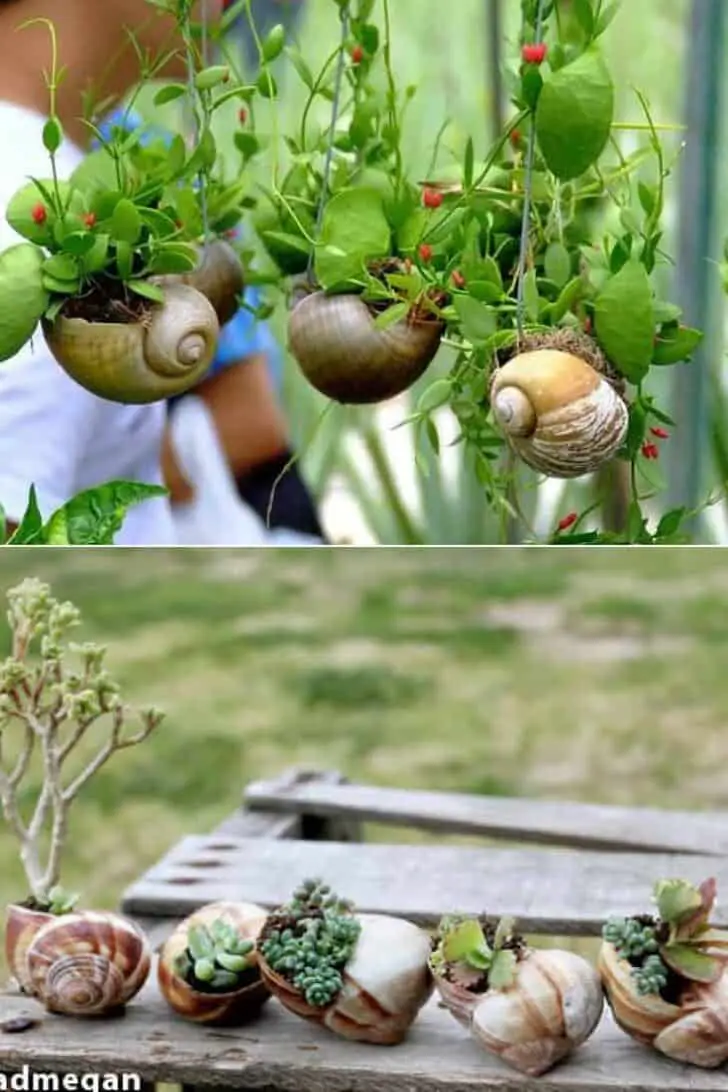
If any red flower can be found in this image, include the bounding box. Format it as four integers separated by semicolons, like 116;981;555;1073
451;270;466;289
31;203;47;225
583;316;593;334
238;108;247;124
419;243;433;262
423;188;443;209
509;129;522;147
650;427;669;440
557;512;578;532
641;442;659;460
83;212;96;229
351;44;364;63
522;42;547;65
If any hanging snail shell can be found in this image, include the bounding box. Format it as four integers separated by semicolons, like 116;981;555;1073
43;282;219;405
22;910;151;1016
288;291;444;405
257;913;433;1044
490;346;629;478
599;942;728;1068
153;240;244;327
158;901;270;1026
432;948;604;1077
4;903;56;995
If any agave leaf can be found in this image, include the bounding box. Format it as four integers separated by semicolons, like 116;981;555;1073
441;919;491;965
660;943;724;983
654;879;703;927
488;949;518;990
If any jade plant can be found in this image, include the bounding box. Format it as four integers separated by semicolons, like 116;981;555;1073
173;920;257;993
258;879;361;1006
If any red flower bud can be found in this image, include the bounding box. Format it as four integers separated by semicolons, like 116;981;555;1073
583;316;593;334
641;442;660;460
522;42;547;65
238;108;247;124
451;270;466;289
509;129;522;147
83;212;96;229
423;188;443;209
418;243;433;263
557;512;578;532
351;45;364;64
650;427;669;440
31;203;47;225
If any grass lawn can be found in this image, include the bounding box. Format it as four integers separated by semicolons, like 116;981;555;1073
1;546;727;967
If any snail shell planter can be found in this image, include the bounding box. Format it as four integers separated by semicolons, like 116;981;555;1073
4;907;151;1017
489;329;630;478
157;900;271;1026
288;290;445;405
152;239;245;328
429;916;604;1077
599;877;728;1069
255;879;433;1044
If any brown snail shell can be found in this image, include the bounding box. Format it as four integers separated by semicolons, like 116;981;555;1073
152;240;244;327
4;904;55;995
257;912;433;1044
433;948;604;1077
490;349;629;478
157;901;270;1026
43;283;219;405
288;291;444;405
599;942;728;1068
24;910;151;1016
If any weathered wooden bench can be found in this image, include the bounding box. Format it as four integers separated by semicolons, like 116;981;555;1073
2;767;727;1091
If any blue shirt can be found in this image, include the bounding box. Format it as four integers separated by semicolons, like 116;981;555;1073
92;109;283;391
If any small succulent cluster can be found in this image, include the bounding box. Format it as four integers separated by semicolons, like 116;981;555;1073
603;878;728;997
259;879;361;1008
174;919;255;993
431;915;520;991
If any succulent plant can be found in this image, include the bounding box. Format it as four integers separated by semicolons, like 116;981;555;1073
173;918;255;994
430;915;521;991
29;886;80;917
602;878;728;998
258;878;361;1007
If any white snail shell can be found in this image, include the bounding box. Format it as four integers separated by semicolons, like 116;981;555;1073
25;910;151;1016
4;903;56;995
43;283;219;404
288;291;444;405
152;240;244;327
490;349;629;478
257;913;433;1044
599;942;728;1068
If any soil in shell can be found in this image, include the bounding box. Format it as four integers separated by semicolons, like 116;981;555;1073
60;275;151;325
493;326;627;397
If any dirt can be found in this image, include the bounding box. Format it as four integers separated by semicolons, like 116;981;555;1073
60;275;151;325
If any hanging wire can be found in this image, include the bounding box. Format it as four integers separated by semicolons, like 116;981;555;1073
515;0;547;338
184;0;211;246
305;3;351;283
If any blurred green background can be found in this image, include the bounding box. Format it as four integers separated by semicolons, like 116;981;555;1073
1;545;728;952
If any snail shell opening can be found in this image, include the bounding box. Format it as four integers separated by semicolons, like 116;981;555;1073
491;386;537;437
44;953;125;1016
144;283;219;379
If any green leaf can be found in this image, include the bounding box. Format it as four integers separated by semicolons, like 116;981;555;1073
42;481;168;545
572;0;595;36
466;280;502;303
115;240;134;280
261;24;285;62
315;187;391;290
660;944;724;984
453;296;497;343
595;0;621;37
42;273;79;295
256;69;278;99
488;949;517;990
60;231;97;257
652;325;702;366
6;485;44;544
417;379;452;415
111;198;142;244
548;276;584;321
463;137;474;189
594;258;654;383
654;879;703;926
194;65;230;91
43;254;79;281
535;48;614;180
5;179;72;243
656;508;687;540
127;280;165;303
523;268;541;321
154;83;188;105
286;47;315;90
42;116;63;154
0;244;50;361
544;242;572;288
80;234;110;275
441;919;489;964
372;301;409;330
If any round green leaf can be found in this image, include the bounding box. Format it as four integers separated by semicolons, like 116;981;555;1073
535;48;614;180
594;258;654;383
315;187;391;290
544;242;571;288
111;198;142;244
262;24;285;62
5;180;71;244
0;243;50;361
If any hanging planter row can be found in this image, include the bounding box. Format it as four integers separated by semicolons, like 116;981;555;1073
5;876;728;1076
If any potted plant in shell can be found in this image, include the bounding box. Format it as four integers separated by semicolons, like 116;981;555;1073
429;914;603;1077
158;900;271;1025
599;877;728;1068
255;878;433;1043
0;578;164;1015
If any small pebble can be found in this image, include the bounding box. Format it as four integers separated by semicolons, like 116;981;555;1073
1;1015;40;1033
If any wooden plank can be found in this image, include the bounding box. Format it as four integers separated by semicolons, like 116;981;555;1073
0;976;724;1092
119;835;728;935
243;776;728;855
242;768;363;843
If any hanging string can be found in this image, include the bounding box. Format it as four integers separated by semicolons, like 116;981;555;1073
515;0;547;338
305;3;351;283
184;0;211;247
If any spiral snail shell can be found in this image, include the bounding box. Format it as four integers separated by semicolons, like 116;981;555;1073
152;240;245;327
490;337;629;478
288;291;444;405
5;903;56;994
22;910;151;1016
43;282;219;405
158;901;270;1026
257;913;433;1045
599;942;728;1068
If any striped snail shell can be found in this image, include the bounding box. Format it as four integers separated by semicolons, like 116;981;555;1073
43;283;219;405
288;291;444;405
490;348;629;478
25;910;151;1016
599;942;728;1069
257;913;433;1045
158;901;270;1026
4;903;56;995
152;240;244;327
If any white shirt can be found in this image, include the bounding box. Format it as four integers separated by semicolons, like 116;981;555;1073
0;102;177;544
